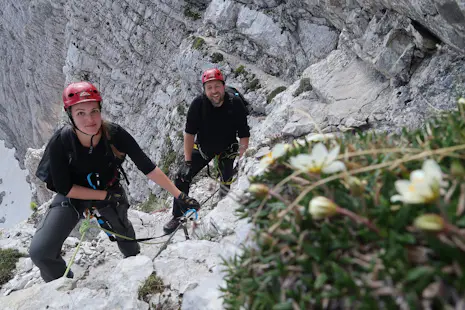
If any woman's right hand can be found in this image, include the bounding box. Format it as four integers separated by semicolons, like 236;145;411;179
104;188;124;204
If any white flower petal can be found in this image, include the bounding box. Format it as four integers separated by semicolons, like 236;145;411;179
294;138;307;146
423;159;442;184
307;133;336;142
272;143;289;158
289;154;311;171
391;195;403;203
307;134;325;142
395;180;412;196
311;143;329;160
410;170;426;183
322;161;345;174
325;145;340;164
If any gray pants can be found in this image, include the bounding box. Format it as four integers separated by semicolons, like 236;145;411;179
29;190;140;283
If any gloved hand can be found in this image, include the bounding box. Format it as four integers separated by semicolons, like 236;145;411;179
177;192;200;212
104;188;125;206
179;161;193;182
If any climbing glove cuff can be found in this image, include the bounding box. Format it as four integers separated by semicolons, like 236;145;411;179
104;188;125;205
177;192;200;212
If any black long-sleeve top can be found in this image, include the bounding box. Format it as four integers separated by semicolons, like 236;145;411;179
185;92;250;155
48;123;156;196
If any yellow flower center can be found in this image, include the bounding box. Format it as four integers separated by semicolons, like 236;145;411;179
307;167;322;173
408;184;416;192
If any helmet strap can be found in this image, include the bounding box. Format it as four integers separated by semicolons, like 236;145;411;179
66;109;101;154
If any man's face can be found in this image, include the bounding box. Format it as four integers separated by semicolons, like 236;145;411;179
204;80;225;107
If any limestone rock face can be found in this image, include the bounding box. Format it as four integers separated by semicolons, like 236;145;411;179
1;0;461;206
0;0;65;163
1;2;464;307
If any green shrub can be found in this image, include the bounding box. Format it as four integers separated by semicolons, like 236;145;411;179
160;135;176;174
30;201;38;211
293;77;312;97
266;86;287;104
184;7;201;20
247;79;261;91
211;52;224;63
139;193;166;213
178;103;186;116
0;248;24;287
234;65;246;77
138;272;164;302
192;37;205;50
161;151;176;174
222;98;465;309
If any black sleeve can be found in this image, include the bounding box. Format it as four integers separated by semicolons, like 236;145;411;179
234;97;251;138
49;134;73;196
111;125;157;175
185;96;203;135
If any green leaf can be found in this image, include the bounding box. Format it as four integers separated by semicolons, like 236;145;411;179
272;302;293;310
405;266;433;282
395;233;416;244
456;215;465;227
302;244;323;262
314;273;328;289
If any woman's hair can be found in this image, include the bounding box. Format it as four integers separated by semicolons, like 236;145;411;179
101;120;125;160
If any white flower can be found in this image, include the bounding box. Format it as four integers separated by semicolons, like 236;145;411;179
413;214;444;232
391;159;444;204
309;196;338;219
293;133;336;147
256;143;290;174
307;133;336;142
289;142;345;174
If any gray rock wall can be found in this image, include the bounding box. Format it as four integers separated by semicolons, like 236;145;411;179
1;0;463;203
0;0;66;162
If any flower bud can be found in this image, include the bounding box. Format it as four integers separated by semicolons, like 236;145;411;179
309;196;338;220
413;214;444;232
248;184;270;198
347;176;365;197
451;160;465;178
260;232;274;248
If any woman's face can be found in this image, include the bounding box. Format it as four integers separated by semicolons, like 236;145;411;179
71;101;102;135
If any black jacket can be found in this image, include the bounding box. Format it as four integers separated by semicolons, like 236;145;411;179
185;92;250;155
49;123;156;195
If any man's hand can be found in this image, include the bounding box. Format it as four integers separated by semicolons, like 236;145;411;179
179;161;193;182
177;192;200;212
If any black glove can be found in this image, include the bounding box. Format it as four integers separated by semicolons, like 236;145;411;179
179;161;193;182
104;188;125;206
177;192;200;212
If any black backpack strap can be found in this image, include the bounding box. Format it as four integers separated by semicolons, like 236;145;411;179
102;123;130;186
201;94;209;123
59;125;77;164
225;86;249;115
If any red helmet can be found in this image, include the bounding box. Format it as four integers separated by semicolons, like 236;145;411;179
201;68;224;84
62;81;102;110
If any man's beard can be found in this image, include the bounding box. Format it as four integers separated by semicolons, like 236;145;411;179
209;94;224;107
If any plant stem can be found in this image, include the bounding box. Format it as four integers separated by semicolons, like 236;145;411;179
336;207;381;235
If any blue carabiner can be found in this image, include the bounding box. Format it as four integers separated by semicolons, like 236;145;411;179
87;173;96;190
183;209;199;220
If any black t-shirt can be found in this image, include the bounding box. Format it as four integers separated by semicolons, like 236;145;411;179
185;92;250;155
49;123;156;196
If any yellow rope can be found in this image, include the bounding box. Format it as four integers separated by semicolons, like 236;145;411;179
63;213;90;279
